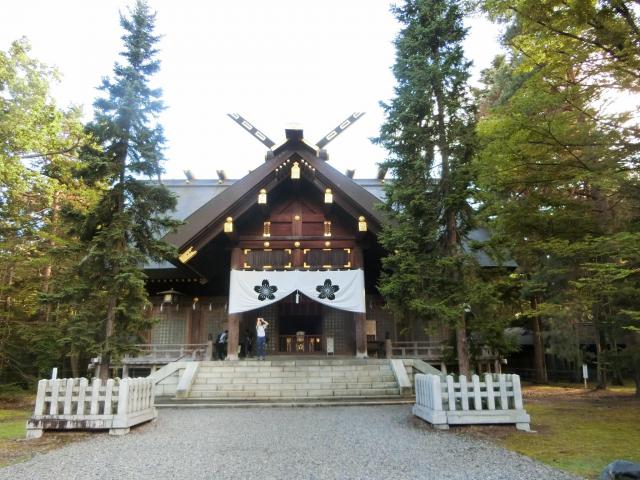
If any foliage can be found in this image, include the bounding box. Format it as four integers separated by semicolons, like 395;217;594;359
76;0;179;374
375;0;516;365
476;0;640;390
0;39;96;384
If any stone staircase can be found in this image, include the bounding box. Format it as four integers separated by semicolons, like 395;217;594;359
159;358;409;405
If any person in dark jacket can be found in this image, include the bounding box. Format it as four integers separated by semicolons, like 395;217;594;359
243;328;253;358
216;329;228;360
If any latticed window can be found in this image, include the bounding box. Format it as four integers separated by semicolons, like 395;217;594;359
151;308;187;344
322;306;353;354
303;248;350;269
243;249;292;269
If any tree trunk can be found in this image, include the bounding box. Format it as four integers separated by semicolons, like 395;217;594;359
99;296;117;381
70;352;79;378
456;317;470;377
434;71;470;376
595;326;608;389
40;191;60;323
530;297;548;383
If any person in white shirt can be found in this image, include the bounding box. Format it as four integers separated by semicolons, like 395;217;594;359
256;317;269;360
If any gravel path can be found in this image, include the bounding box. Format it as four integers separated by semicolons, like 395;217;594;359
1;406;579;480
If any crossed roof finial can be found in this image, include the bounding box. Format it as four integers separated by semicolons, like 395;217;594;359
227;112;365;161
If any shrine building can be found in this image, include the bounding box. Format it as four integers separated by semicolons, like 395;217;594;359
142;114;510;363
143;115;407;359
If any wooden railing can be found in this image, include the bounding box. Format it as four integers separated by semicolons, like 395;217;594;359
389;341;495;361
27;377;156;438
279;335;323;353
123;344;209;364
390;341;451;360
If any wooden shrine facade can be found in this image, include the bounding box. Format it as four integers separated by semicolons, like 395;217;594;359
143;126;395;360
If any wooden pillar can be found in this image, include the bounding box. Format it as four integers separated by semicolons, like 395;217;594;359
185;302;193;344
226;247;242;360
353;246;368;358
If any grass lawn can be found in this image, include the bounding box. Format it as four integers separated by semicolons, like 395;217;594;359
470;384;640;479
0;393;89;467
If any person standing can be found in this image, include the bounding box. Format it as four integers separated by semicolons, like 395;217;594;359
256;317;268;360
216;329;228;360
243;328;253;358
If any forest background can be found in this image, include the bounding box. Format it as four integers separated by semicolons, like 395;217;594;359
0;0;638;394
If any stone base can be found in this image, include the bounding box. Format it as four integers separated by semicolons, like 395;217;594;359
26;428;43;440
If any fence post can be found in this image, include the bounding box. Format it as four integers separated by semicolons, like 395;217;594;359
498;374;508;410
484;373;495;410
430;374;442;411
117;378;129;416
76;378;87;415
512;374;523;410
63;379;74;415
472;374;482;410
34;380;47;416
104;379;115;415
89;378;101;415
446;375;456;411
49;380;60;415
459;375;469;411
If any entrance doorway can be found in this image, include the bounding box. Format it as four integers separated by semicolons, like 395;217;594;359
278;294;323;353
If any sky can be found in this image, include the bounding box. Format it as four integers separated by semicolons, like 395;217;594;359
2;1;504;180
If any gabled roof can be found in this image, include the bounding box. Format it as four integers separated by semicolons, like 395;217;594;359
161;130;386;254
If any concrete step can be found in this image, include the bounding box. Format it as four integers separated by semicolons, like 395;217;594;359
185;358;401;402
198;359;391;367
187;388;402;399
196;365;394;374
193;373;397;383
156;396;414;408
190;381;399;391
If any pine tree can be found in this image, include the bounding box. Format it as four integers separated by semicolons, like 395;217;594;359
0;39;94;384
80;0;178;379
375;0;480;375
476;3;640;393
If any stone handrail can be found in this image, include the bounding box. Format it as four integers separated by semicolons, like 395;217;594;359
27;377;157;438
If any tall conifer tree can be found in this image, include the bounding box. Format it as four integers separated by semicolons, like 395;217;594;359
80;0;178;379
476;1;640;392
375;0;477;375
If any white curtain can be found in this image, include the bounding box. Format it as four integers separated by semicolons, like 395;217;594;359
228;269;366;314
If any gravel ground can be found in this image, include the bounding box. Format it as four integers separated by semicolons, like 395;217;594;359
0;406;579;480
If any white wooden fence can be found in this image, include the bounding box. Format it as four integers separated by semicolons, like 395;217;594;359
413;373;530;431
27;377;157;438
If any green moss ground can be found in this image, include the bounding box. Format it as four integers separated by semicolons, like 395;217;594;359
498;386;640;479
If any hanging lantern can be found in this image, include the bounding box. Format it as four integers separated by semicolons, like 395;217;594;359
192;297;199;310
158;289;183;312
291;161;300;180
324;220;332;237
324;188;333;204
224;217;234;233
159;288;182;304
258;188;267;205
358;216;367;232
